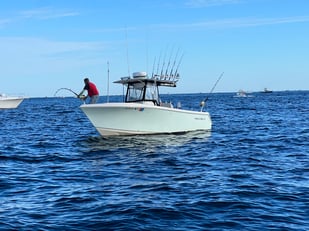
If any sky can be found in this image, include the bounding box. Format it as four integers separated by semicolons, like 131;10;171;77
1;0;309;97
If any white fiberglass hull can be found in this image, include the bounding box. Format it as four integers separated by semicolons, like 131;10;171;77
80;102;212;136
0;97;24;109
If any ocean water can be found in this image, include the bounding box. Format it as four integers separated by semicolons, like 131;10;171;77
0;91;308;230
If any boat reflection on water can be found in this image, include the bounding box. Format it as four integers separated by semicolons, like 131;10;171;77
82;130;211;153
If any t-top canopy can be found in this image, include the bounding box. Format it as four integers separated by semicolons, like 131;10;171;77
114;72;179;87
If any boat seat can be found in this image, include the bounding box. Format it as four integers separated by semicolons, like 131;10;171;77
160;102;174;108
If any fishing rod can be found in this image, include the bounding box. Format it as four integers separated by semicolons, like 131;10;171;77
156;50;162;77
54;88;79;97
165;46;174;77
200;72;224;111
160;45;169;79
151;56;156;78
173;52;184;81
169;47;180;79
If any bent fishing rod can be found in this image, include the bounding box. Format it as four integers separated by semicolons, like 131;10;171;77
200;72;224;111
54;88;79;97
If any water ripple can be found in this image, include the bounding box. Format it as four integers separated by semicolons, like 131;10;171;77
1;92;308;230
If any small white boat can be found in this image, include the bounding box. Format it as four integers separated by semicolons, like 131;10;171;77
262;88;273;93
234;89;253;98
80;71;212;137
0;94;24;109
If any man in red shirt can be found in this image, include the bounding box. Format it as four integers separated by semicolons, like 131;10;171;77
78;78;99;104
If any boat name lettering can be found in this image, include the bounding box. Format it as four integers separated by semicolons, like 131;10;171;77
125;107;144;111
125;107;145;111
195;117;205;120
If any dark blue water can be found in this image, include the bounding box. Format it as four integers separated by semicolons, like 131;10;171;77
1;91;308;230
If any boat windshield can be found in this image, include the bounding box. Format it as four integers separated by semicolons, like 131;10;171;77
145;83;159;102
126;83;144;101
126;82;159;104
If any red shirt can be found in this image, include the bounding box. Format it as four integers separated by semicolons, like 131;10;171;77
84;82;99;97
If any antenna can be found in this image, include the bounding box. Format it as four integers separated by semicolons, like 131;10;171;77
125;27;130;77
145;29;149;75
107;61;110;103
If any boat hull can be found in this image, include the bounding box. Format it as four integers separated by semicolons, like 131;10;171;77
0;97;24;109
80;103;212;136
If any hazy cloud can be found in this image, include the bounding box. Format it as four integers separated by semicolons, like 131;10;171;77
154;15;309;30
19;7;79;20
0;18;12;27
0;7;79;29
185;0;243;8
0;37;105;58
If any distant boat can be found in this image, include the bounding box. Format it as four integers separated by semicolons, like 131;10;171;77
262;88;273;93
0;94;24;109
234;89;253;98
80;71;212;137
